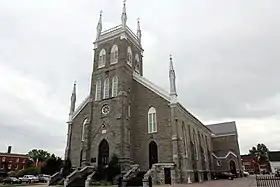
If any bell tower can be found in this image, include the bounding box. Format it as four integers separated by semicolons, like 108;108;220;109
85;2;144;172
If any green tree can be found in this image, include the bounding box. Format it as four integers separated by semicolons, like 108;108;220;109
249;143;269;162
41;154;63;175
27;149;51;162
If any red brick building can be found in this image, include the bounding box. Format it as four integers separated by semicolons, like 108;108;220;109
0;146;29;176
241;154;270;174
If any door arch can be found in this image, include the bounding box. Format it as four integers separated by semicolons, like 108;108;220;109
229;160;237;175
98;139;109;168
149;141;158;168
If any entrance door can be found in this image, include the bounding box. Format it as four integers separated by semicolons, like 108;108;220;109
149;141;158;168
98;139;109;168
229;160;237;175
164;168;171;184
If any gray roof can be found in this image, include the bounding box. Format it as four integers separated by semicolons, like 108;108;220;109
207;121;237;135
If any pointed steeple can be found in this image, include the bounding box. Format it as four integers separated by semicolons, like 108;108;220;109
121;0;127;29
69;81;76;119
137;18;142;44
96;10;102;40
169;55;177;103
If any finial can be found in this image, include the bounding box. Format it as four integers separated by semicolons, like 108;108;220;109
121;0;127;28
170;54;172;61
100;10;102;16
74;80;76;85
137;17;142;43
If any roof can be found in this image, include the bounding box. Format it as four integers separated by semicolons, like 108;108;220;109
132;72;171;102
0;152;28;158
207;121;237;136
268;151;280;162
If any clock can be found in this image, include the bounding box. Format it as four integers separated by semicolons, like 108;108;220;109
101;104;110;115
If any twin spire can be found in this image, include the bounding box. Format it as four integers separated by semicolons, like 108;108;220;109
95;1;142;43
169;55;178;104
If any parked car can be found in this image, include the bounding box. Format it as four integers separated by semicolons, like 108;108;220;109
213;172;235;180
19;175;39;183
3;177;22;184
243;171;250;177
38;174;50;183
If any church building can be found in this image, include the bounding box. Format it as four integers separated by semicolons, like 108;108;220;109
64;2;242;184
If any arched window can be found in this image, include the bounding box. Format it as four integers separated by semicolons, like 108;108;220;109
193;130;199;160
182;122;188;158
81;118;87;142
111;76;118;97
135;54;140;73
127;46;132;66
110;45;118;64
95;79;101;101
103;78;109;99
98;49;106;68
148;107;157;133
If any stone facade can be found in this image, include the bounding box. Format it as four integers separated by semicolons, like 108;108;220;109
64;4;242;185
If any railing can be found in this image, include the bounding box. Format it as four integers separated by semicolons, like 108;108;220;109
256;175;280;187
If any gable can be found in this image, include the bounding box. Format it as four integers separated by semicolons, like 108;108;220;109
132;72;170;102
71;95;90;120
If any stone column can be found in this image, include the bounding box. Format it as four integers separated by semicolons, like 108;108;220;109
170;104;180;183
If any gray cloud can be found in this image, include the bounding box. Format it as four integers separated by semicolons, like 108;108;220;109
0;0;279;156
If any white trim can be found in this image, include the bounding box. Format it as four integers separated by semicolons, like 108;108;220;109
211;133;236;137
72;95;90;120
132;72;170;102
212;151;237;159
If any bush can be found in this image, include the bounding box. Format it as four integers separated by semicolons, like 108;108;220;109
9;167;41;177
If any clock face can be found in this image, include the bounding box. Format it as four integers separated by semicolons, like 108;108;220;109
101;105;110;115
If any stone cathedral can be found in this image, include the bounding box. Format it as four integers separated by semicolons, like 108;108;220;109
64;2;242;185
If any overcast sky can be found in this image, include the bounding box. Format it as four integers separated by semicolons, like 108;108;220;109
0;0;279;157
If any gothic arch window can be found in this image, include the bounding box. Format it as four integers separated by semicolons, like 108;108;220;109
110;45;118;64
135;54;140;73
111;76;118;97
193;130;199;160
98;49;106;68
127;46;132;66
103;78;110;99
95;79;101;101
148;107;157;133
182;122;188;158
81;118;87;142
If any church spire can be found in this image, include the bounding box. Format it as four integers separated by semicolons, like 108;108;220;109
169;55;177;103
96;10;102;40
69;81;76;120
137;18;142;44
121;0;127;29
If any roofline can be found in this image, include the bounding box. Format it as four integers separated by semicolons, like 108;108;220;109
176;103;212;134
0;153;29;158
132;72;171;102
212;151;237;159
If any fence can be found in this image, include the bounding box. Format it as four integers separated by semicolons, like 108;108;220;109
256;175;280;187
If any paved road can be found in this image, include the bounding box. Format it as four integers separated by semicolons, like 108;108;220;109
155;176;256;187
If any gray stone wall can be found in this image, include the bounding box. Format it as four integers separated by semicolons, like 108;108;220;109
212;135;242;175
131;80;173;170
172;105;213;183
69;102;91;168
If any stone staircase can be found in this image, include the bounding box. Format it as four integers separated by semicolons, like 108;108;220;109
64;166;95;187
48;170;64;186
